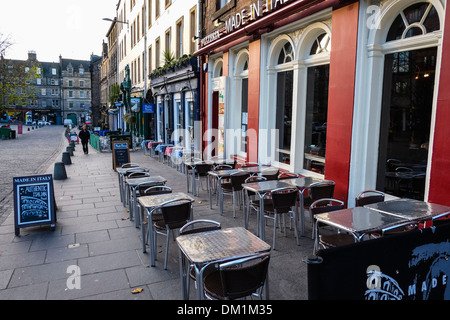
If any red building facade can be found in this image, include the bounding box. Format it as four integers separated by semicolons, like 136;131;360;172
196;0;450;207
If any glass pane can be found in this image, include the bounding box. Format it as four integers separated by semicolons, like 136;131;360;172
310;33;331;55
386;15;405;42
241;78;248;153
303;65;329;174
405;26;423;38
423;6;440;33
276;70;293;165
377;47;437;200
404;3;428;25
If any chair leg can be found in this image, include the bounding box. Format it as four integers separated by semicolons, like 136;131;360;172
273;213;278;250
232;191;236;218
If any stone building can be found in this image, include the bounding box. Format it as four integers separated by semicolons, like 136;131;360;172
60;57;92;126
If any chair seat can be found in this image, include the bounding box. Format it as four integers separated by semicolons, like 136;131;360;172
153;219;187;230
319;233;355;248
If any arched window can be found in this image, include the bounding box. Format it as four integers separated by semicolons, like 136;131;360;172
386;2;440;41
278;42;294;64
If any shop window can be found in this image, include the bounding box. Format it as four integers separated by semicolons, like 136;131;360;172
386;2;440;42
275;70;293;165
303;65;329;175
275;42;294;165
377;47;436;200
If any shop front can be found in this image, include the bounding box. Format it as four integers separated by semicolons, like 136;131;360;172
197;0;450;206
149;58;200;150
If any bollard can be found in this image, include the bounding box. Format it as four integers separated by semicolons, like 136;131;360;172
66;146;74;156
70;141;76;150
62;152;72;165
54;162;67;180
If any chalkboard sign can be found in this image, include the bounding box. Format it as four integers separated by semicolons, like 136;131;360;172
112;140;130;171
13;174;56;236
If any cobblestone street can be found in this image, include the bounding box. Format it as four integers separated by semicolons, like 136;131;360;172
0;125;66;224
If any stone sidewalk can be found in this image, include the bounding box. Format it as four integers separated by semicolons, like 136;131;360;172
0;137;314;300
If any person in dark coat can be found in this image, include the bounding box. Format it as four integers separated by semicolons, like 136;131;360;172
78;125;90;154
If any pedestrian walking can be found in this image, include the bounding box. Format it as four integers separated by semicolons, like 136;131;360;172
78;125;90;154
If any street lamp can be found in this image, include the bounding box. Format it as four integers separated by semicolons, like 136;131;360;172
102;18;129;25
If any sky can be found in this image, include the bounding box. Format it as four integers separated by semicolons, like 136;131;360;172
0;0;118;62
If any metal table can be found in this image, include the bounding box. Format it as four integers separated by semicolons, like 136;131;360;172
176;227;271;300
138;192;195;260
365;198;450;223
314;206;410;248
125;175;167;227
116;166;144;204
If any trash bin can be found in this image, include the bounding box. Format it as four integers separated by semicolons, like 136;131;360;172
0;127;10;139
10;130;16;139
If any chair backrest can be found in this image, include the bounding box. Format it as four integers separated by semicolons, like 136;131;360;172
128;171;151;179
278;172;300;180
271;188;298;212
245;176;267;183
179;219;221;235
195;163;213;175
309;180;335;201
310;198;344;216
121;163;140;169
159;199;192;229
142;185;172;196
218;253;270;300
261;168;279;181
230;171;250;190
214;164;233;171
124;168;148;176
355;190;385;207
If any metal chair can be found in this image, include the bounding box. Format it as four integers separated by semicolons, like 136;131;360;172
243;176;267;230
203;252;271;300
310;198;354;254
193;163;213;195
264;187;299;250
355;190;385;207
147;198;192;269
138;186;173;224
221;171;250;218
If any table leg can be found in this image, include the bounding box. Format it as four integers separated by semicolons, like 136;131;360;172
299;190;306;237
192;167;197;196
207;174;213;209
140;204;146;253
219;177;224;216
259;193;266;241
132;186;140;228
147;209;156;266
179;250;188;299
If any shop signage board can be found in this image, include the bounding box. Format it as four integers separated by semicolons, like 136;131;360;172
201;0;295;47
112;141;130;171
13;174;56;235
306;223;450;300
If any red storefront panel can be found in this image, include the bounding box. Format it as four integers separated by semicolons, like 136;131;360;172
325;2;359;205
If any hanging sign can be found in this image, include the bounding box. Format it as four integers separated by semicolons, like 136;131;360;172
13;174;56;235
